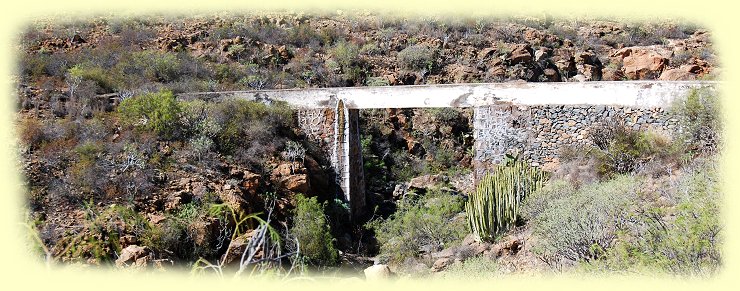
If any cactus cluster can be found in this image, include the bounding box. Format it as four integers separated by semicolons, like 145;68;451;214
466;161;546;242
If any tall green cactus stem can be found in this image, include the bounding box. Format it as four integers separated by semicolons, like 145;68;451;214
466;161;546;242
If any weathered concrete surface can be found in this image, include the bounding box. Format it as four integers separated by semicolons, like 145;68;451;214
178;81;718;109
330;101;366;220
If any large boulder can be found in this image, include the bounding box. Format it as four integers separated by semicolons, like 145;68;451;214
164;190;192;212
115;245;152;268
431;257;454;272
555;56;577;79
279;174;310;193
408;174;447;190
271;162;312;194
364;264;392;280
219;187;248;213
449;64;478;83
659;65;697;80
612;47;670;79
477;47;498;61
509;44;533;65
241;171;261;195
576;51;603;81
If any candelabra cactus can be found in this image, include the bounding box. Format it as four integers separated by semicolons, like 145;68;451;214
466;161;546;242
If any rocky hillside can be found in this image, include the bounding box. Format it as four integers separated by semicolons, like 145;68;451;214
15;11;720;276
17;12;715;115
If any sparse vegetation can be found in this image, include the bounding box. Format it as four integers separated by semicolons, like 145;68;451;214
598;157;721;275
367;187;467;264
439;256;498;280
523;175;640;266
398;44;438;72
15;12;721;279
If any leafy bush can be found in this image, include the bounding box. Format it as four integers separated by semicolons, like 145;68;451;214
213;63;243;84
365;76;390;86
466;161;546;242
596;157;721;275
330;40;360;70
20;53;51;79
209;99;293;164
117;89;182;139
367;188;467;264
670;88;722;154
286;23;322;47
523;175;639;266
68;64;118;93
290;194;338;266
398;44;438;72
66;141;107;200
329;40;365;85
589;120;679;178
149;52;182;83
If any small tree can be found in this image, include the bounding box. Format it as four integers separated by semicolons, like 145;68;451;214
290;194;338;266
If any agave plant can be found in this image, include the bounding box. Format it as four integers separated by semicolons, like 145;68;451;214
466;161;546;242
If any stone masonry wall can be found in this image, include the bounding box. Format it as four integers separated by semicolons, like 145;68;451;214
296;106;365;220
296;108;336;154
523;105;679;167
473;104;680;179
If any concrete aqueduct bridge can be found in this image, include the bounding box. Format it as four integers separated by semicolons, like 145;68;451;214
179;81;719;220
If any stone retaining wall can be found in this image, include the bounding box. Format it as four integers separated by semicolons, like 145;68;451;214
473;104;681;179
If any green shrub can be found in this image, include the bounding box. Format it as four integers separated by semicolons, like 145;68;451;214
398;44;438;71
146;200;232;262
286;23;322;47
329;40;365;84
466;161;546;242
290;194;338;266
597;157;721;275
210;99;292;156
149;52;181;82
68;64;117;92
361;134;388;190
589;120;679;178
367;188;467;264
117;89;182;139
74;141;102;164
213;63;243;84
331;40;360;69
520;180;572;221
360;42;383;56
670;88;722;154
115;51;185;84
365;76;390;86
523;175;639;265
20;53;51;79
